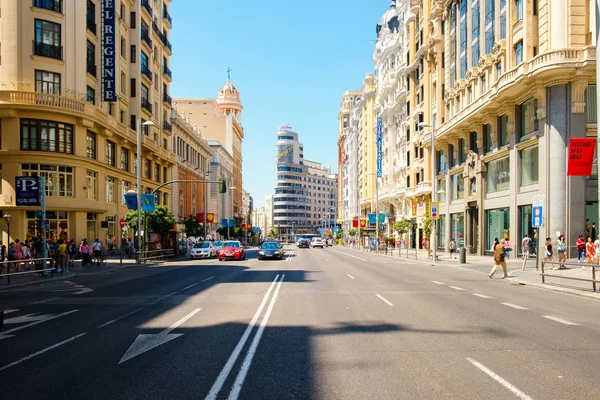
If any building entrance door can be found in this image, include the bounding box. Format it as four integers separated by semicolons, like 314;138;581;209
468;205;479;254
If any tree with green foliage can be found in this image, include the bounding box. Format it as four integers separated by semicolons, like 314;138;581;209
124;205;176;248
348;228;357;237
268;227;279;239
183;215;205;238
216;227;228;239
393;219;412;236
421;216;433;238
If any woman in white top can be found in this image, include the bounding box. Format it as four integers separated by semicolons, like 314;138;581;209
556;234;567;269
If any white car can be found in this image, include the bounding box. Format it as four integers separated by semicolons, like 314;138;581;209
190;242;217;259
311;238;324;248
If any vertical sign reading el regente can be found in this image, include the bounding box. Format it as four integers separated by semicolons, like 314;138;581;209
102;0;117;102
376;117;383;178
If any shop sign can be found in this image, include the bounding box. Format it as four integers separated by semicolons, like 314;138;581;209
101;0;117;102
15;176;40;206
567;138;596;176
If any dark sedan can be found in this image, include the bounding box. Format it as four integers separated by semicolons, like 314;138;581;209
297;239;310;249
258;242;284;260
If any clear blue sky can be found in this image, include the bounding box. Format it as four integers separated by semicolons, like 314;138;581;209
170;0;390;207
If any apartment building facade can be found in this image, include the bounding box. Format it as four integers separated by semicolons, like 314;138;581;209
0;0;176;244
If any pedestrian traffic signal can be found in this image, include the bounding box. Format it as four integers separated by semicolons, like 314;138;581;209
218;179;227;193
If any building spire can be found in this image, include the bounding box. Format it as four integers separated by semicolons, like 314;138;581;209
227;66;232;81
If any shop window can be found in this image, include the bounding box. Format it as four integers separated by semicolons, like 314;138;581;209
486;208;510;251
497;115;509;147
22;164;73;197
452;173;464;200
451;213;464;247
520;144;538;186
86;131;96;159
106;176;116;203
486;156;510;193
86;170;97;200
519;98;539;138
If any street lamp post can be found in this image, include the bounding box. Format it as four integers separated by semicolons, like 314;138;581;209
368;171;380;250
136;119;155;263
203;171;210;240
228;186;235;239
419;122;436;266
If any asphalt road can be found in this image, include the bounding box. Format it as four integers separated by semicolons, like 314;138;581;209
1;245;599;399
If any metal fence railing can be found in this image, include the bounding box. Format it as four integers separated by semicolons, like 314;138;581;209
1;258;54;285
539;260;599;292
139;249;175;264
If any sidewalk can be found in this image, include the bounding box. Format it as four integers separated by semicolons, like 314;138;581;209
0;254;140;290
339;245;600;299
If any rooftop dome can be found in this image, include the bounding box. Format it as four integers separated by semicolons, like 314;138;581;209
376;1;399;37
218;79;240;102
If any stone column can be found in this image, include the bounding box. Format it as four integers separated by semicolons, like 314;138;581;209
547;84;568;241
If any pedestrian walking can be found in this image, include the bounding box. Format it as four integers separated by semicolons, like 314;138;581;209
92;239;102;265
504;238;511;259
521;234;531;260
0;242;5;279
584;236;595;271
80;239;91;267
576;235;586;263
67;239;76;269
449;239;457;259
55;239;67;273
556;234;567;269
489;238;508;279
543;237;555;270
594;235;600;265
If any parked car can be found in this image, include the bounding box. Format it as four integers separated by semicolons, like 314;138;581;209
190;242;217;259
258;241;284;260
218;241;246;261
297;239;310;249
311;237;324;248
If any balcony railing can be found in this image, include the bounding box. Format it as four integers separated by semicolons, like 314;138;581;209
141;98;152;113
141;65;152;81
163;121;172;132
141;30;153;48
33;41;63;60
33;0;62;13
152;22;172;52
163;93;172;105
162;64;172;79
87;61;97;77
162;6;172;25
141;0;152;16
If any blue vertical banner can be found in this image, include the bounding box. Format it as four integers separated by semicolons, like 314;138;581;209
376;116;383;178
101;0;117;102
141;194;156;212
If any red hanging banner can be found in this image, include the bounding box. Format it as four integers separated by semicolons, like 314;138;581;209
360;219;367;228
567;138;596;176
206;213;215;224
196;213;205;222
352;219;358;228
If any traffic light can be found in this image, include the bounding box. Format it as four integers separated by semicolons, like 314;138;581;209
218;179;227;193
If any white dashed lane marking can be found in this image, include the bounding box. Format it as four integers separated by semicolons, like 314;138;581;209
542;316;579;326
500;302;528;310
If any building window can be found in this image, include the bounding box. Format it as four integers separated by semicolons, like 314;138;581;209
33;0;63;13
106;176;116;203
486;156;510;193
86;40;96;76
35;70;60;95
484;124;493;153
86;131;96;159
586;85;597;124
144;159;151;179
438;177;446;203
515;0;523;20
481;73;487;95
86;0;96;34
471;0;480;67
437;215;446;250
515;40;523;65
498;115;508;146
496;61;502;80
486;208;510;251
21;119;73;154
519;98;539;137
121;148;130;171
106;140;116;167
451;213;465;247
154;164;160;183
86;170;97;200
87;86;96;105
141;84;151;112
451;173;464;200
520;144;539;186
133;153;138;174
459;0;468;79
130;45;137;63
500;0;507;38
459;138;466;163
485;0;495;53
141;51;151;79
34;19;62;60
22;164;73;197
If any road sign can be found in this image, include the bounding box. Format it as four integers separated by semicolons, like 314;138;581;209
430;202;440;220
120;218;125;228
532;205;543;227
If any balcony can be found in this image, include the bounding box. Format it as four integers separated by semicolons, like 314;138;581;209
87;13;97;35
141;29;153;48
163;121;172;132
33;0;62;13
162;92;172;105
152;22;173;53
162;6;172;26
141;0;152;16
141;65;152;81
162;64;172;80
141;98;152;113
33;41;63;60
87;61;97;77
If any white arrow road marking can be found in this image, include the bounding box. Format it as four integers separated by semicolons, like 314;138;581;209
205;275;280;400
119;308;201;364
466;358;533;400
0;310;79;340
227;274;285;400
4;309;20;315
0;333;87;372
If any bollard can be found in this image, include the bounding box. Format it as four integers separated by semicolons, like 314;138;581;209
459;247;466;264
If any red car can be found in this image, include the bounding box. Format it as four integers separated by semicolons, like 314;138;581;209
218;241;246;261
